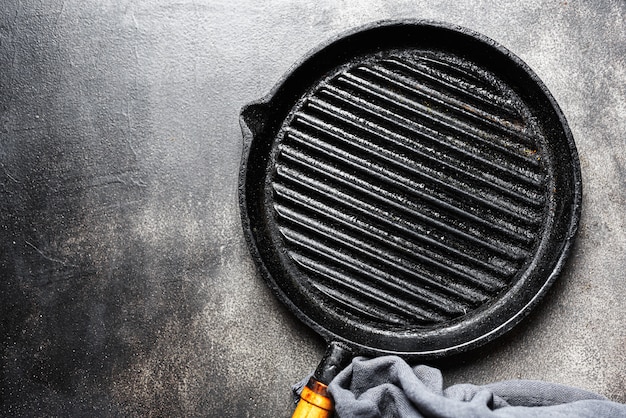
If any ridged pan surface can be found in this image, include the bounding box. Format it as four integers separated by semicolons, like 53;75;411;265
239;21;581;359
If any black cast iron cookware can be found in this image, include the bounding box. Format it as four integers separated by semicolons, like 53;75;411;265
239;20;581;365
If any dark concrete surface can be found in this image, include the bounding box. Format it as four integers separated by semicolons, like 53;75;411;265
0;0;624;416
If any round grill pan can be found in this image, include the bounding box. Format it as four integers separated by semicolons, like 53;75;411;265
239;21;581;362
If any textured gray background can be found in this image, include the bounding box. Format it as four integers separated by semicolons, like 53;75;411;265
0;0;624;416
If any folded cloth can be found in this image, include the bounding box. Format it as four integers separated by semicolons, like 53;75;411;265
295;356;626;417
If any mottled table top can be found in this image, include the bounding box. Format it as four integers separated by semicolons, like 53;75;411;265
1;1;624;416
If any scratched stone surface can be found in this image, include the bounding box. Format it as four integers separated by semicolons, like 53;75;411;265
0;1;624;416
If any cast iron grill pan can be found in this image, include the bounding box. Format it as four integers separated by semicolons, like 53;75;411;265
239;21;581;360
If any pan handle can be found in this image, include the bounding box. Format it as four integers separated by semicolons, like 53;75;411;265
292;342;352;418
